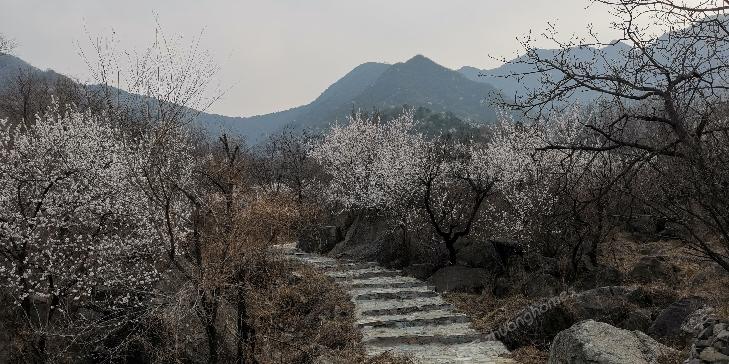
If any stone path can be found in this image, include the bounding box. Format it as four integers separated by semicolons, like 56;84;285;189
276;244;512;364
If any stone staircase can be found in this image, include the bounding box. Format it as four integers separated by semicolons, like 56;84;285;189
276;244;512;364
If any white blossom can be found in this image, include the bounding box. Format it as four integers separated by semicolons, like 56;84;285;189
0;100;168;308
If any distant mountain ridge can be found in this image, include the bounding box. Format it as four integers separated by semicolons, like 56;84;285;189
3;15;728;143
457;43;633;105
0;49;624;142
204;55;501;142
0;47;647;142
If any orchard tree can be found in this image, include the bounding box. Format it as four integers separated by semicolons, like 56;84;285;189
504;0;729;271
311;110;569;265
254;128;322;204
309;110;428;212
415;140;496;264
0;68;96;129
0;101;164;362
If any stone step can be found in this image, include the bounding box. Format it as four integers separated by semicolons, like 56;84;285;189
348;285;434;297
313;261;380;272
363;322;476;340
287;255;381;274
359;303;455;318
357;310;471;329
354;289;440;301
350;280;433;290
344;275;426;289
366;342;512;363
326;268;402;280
293;256;337;264
364;332;485;347
356;295;445;312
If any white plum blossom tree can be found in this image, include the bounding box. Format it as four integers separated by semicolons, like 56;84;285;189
0;101;176;362
312;110;560;263
129;121;198;264
477;110;591;242
309;110;428;211
311;107;610;265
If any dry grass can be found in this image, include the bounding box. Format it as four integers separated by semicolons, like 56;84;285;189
658;348;689;364
443;292;534;334
600;233;729;320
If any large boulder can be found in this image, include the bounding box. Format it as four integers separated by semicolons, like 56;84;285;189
454;238;500;269
327;213;406;266
402;263;440;280
494;286;678;350
569;287;640;322
627;255;680;285
427;265;491;293
648;296;707;343
522;272;562;298
548;320;677;364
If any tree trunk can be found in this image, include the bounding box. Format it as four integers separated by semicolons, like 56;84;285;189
202;293;219;364
21;298;47;364
236;286;256;364
206;322;219;364
445;238;458;265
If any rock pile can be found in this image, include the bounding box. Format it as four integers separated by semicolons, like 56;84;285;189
687;319;729;363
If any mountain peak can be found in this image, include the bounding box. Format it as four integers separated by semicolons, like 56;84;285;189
398;55;452;75
405;54;436;65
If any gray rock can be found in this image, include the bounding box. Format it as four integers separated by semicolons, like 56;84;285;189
715;323;728;336
327;214;405;266
402;263;440;280
427;265;491;293
687;318;729;363
568;286;639;323
454;238;499;269
522;272;561;298
682;307;717;337
548;320;677;364
619;309;653;332
627;255;680;285
699;347;729;362
649;297;706;342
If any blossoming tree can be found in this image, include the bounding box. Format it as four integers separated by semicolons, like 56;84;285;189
0;101;176;361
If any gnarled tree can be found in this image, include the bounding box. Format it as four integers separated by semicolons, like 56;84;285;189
504;0;729;271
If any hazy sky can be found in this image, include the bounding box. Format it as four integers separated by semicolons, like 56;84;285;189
0;0;620;117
